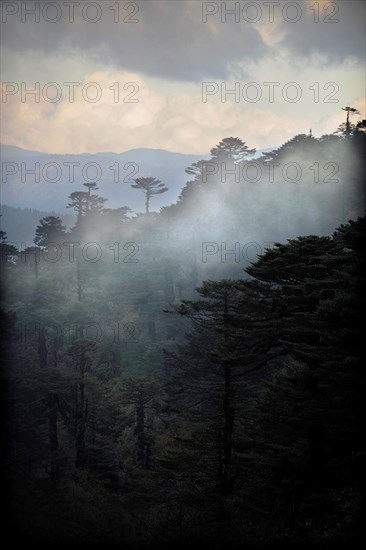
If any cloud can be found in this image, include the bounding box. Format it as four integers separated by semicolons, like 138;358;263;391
313;96;366;137
277;0;365;62
1;1;363;86
1;1;364;155
1;70;327;155
0;0;267;81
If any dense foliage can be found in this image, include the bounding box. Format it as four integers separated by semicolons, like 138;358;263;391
1;120;364;548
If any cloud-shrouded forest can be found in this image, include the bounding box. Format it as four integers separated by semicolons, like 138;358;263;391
1;117;365;548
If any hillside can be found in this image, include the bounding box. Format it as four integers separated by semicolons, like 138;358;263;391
0;144;209;213
0;205;75;247
0;144;274;214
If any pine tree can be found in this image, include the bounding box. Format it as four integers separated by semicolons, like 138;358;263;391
34;216;66;248
210;137;255;163
131;177;168;214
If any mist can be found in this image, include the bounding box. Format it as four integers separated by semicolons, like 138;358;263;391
39;129;363;287
1;92;365;550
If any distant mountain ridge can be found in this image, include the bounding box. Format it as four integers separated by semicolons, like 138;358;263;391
1;144;209;213
0;143;276;213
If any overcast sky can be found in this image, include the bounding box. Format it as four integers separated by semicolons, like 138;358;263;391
0;0;365;154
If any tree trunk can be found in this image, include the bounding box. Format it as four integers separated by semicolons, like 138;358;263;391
220;363;234;495
53;339;58;367
76;255;82;302
346;109;350;135
135;394;149;468
191;253;198;286
164;267;175;303
38;327;48;368
48;392;59;480
34;249;39;278
219;293;235;495
75;352;87;467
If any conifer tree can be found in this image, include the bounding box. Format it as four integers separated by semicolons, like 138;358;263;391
131;177;168;214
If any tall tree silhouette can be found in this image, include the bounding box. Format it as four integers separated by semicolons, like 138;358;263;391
0;230;18;265
83;182;98;213
210;137;255;164
82;182;107;216
34;216;66;248
336;106;361;136
131;177;168;213
67;191;88;224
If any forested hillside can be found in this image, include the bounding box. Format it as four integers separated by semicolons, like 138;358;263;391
0;121;364;548
0;205;74;247
0;145;209;213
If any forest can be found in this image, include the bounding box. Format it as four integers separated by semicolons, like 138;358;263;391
0;115;365;548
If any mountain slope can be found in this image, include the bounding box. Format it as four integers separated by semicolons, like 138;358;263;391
0;144;209;212
1;144;275;213
0;205;75;247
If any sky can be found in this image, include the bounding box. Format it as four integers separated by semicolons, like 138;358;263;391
0;0;365;154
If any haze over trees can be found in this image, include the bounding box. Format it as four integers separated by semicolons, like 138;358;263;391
0;114;364;548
